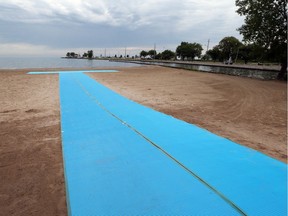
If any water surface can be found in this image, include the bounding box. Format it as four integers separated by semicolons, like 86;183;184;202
0;57;140;69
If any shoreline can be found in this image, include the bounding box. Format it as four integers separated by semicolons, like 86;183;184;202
110;59;281;80
111;59;281;70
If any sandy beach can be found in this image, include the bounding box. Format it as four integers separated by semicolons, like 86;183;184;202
0;66;286;215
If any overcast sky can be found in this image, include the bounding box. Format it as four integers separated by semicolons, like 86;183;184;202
0;0;244;57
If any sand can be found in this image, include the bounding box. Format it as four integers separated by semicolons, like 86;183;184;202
0;66;286;215
0;70;66;215
89;66;287;162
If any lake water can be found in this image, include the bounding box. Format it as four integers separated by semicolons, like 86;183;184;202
0;57;141;69
138;61;279;80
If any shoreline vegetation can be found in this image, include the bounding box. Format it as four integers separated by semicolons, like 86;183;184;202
63;35;284;67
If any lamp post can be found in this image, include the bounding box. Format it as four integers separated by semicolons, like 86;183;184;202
154;43;156;59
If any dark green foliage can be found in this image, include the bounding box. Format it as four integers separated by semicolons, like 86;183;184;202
161;50;175;60
66;52;76;58
217;36;242;61
206;46;221;61
139;50;156;59
148;50;157;59
205;37;242;62
236;0;287;79
140;50;148;58
87;50;93;59
238;43;265;63
236;0;287;50
176;42;203;60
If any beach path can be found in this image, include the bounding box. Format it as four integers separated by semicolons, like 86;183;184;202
57;71;286;215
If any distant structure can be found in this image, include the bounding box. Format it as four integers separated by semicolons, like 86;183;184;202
206;39;210;52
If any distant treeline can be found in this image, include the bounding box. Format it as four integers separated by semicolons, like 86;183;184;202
66;50;94;59
140;36;283;64
65;35;283;64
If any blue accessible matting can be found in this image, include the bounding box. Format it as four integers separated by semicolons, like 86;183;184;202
59;72;287;216
27;70;118;74
59;73;242;215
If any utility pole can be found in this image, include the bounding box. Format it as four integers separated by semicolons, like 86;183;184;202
154;43;156;59
207;39;210;52
235;47;240;63
125;47;127;58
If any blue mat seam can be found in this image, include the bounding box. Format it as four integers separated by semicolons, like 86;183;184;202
72;73;247;216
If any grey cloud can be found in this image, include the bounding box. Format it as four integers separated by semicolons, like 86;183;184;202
0;0;243;56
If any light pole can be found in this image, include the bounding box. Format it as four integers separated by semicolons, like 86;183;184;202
207;39;210;52
154;43;156;59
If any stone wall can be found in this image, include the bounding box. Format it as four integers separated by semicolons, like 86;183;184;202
124;60;280;80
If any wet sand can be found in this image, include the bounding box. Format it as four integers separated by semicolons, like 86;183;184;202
0;66;286;215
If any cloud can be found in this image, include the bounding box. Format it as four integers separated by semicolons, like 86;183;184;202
0;42;64;57
0;0;242;30
0;0;244;56
0;42;157;57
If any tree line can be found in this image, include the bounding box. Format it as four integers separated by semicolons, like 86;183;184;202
140;42;203;61
140;0;286;79
66;50;94;59
140;35;284;64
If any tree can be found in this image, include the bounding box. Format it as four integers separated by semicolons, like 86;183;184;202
83;53;88;58
236;0;287;79
87;50;93;59
238;44;252;64
71;52;76;58
161;50;175;60
140;50;148;58
206;46;221;61
238;43;266;64
155;53;162;59
217;36;242;61
148;50;157;59
66;52;76;58
176;42;203;60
